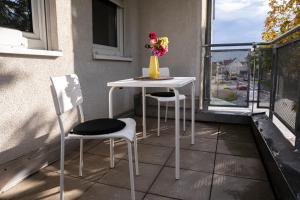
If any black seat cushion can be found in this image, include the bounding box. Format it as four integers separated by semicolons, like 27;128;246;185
150;92;175;97
72;118;126;135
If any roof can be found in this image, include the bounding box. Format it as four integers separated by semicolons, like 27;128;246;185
223;58;236;65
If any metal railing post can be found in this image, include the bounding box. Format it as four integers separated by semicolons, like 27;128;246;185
203;47;211;111
295;70;300;150
257;49;262;109
269;47;278;120
203;0;213;111
251;43;257;113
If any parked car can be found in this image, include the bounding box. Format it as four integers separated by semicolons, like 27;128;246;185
229;73;237;80
237;83;248;90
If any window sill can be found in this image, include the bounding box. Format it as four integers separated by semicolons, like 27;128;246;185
93;54;133;62
0;47;63;57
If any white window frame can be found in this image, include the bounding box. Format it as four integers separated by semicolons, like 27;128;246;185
92;0;124;58
0;0;47;50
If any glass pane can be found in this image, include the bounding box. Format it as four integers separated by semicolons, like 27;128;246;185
0;0;33;32
210;49;251;107
93;0;118;47
274;40;300;131
257;49;272;108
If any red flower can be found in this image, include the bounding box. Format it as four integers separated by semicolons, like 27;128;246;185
149;32;157;40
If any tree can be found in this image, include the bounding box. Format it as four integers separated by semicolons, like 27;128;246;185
0;0;33;32
262;0;300;42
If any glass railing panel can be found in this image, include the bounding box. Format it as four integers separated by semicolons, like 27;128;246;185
257;48;272;108
274;39;300;132
210;48;251;107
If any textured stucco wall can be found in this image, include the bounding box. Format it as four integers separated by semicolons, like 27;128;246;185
0;0;206;166
0;0;139;165
138;0;204;96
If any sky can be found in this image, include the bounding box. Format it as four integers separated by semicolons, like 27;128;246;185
212;0;270;43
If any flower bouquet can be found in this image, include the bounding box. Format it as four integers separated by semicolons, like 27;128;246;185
145;32;169;78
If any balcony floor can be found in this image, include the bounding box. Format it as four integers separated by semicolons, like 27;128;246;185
0;117;275;200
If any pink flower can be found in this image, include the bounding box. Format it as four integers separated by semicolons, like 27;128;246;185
145;33;169;57
152;49;162;56
149;32;157;40
150;39;157;45
152;46;168;57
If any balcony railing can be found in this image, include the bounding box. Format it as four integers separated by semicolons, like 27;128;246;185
204;25;300;149
270;34;300;143
209;48;251;107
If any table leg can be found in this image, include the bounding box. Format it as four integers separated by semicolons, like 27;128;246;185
142;87;147;138
191;82;195;145
109;87;116;168
173;88;180;179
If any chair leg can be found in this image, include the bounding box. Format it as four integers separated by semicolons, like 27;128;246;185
127;141;136;200
183;99;186;132
165;102;168;122
79;139;83;177
133;135;139;175
110;138;115;168
60;138;65;200
158;101;160;136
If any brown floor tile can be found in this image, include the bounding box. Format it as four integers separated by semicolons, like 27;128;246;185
219;124;254;143
214;154;267;180
166;150;215;173
217;140;259;157
129;144;173;165
45;153;115;182
135;117;163;134
1;118;276;200
98;160;162;192
185;125;219;140
78;183;144;200
220;124;251;131
87;139;128;159
83;140;103;152
139;132;175;147
149;167;212;200
211;174;275;200
144;194;177;200
181;136;217;153
0;171;92;200
44;151;80;172
150;122;177;135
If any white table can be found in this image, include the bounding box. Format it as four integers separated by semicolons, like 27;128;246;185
107;77;196;179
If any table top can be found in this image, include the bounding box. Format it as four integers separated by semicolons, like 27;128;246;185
107;77;196;88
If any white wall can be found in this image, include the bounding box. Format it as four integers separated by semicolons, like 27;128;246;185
0;1;208;191
138;0;205;97
0;0;140;166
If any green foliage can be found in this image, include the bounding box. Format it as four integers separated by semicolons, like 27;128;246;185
262;0;300;42
0;0;33;32
224;89;237;102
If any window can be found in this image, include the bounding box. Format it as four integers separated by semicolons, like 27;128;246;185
0;0;33;32
92;0;124;57
0;0;47;49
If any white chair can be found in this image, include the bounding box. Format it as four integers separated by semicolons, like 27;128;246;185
50;74;139;200
142;68;186;136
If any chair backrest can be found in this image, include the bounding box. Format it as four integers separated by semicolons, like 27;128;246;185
142;67;170;77
50;74;83;115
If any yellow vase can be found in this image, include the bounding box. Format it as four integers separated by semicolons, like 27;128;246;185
148;56;160;79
